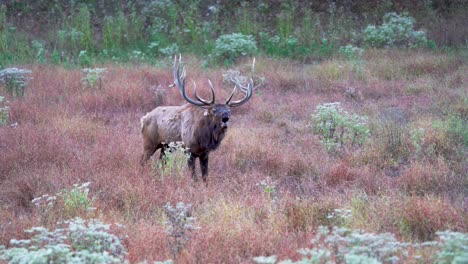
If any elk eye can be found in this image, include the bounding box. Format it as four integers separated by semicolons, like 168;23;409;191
222;117;229;123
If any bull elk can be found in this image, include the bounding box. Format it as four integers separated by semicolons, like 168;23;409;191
140;55;254;183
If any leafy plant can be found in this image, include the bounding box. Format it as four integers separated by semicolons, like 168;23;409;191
58;182;95;218
310;102;370;152
256;177;277;201
255;226;409;264
155;142;190;179
435;231;468;263
212;33;257;65
255;227;468;264
0;67;32;97
81;68;107;90
0;218;127;263
0;96;8;126
339;45;363;61
326;208;352;227
363;12;428;48
32;182;95;225
339;44;365;79
31;40;46;64
159;43;179;58
0;4;7;53
164;202;197;259
74;4;93;51
409;126;425;154
78;50;92;67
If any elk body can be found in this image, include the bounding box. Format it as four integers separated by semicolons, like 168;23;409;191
140;56;254;183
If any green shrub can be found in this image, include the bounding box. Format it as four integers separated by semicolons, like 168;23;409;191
33;182;96;223
310;102;370;152
254;226;409;264
212;33;257;65
75;4;93;51
0;5;8;53
78;50;93;67
363;12;428;48
259;32;300;58
339;45;363;61
0;96;8;126
81;68;107;90
31;40;46;64
159;43;179;58
254;227;468;264
0;218;127;263
164;202;197;259
153;142;190;180
435;231;468;263
58;182;95;218
0;67;32;97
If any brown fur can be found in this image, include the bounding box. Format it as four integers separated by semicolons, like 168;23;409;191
140;103;230;182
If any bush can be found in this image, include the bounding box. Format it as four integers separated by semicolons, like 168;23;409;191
435;231;468;263
212;33;257;65
254;227;468;263
338;45;363;61
363;12;428;48
32;182;96;223
81;68;107;90
0;96;8;126
164;202;197;259
259;32;300;59
153;141;190;180
310;102;370;152
0;68;32;97
255;226;410;263
0;218;127;263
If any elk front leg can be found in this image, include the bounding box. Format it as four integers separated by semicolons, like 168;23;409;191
199;153;209;184
140;141;158;166
188;153;198;181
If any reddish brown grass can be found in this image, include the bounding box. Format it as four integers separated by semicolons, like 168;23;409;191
0;50;466;262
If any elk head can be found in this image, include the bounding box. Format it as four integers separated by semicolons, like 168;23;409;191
173;55;254;135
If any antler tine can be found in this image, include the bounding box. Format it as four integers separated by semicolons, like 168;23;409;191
226;58;255;107
226;79;253;107
173;55;208;107
193;80;215;105
207;79;216;104
251;57;255;79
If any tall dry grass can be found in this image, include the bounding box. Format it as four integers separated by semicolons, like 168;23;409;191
0;50;466;262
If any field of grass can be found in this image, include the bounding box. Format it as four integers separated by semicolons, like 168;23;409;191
0;49;466;262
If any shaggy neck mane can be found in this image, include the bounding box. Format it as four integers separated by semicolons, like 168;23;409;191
194;109;226;152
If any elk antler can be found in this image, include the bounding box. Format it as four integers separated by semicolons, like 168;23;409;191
225;58;255;107
174;55;215;107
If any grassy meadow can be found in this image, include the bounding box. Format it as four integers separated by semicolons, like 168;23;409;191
0;49;466;262
0;1;467;262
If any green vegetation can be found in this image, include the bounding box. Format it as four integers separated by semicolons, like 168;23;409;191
152;142;190;180
0;218;127;263
310;102;370;152
212;33;257;65
254;227;468;264
0;96;8;126
363;12;428;48
1;1;465;66
0;67;32;97
81;68;107;90
164;202;197;259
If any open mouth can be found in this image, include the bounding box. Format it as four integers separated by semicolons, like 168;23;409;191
221;122;229;128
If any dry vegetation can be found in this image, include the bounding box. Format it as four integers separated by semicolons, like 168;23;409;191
0;50;466;262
